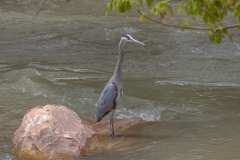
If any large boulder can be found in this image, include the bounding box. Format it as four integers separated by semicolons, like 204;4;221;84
13;104;141;160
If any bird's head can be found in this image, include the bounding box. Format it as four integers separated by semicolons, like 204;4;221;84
119;34;145;48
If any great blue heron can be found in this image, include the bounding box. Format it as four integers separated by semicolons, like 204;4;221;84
96;34;144;136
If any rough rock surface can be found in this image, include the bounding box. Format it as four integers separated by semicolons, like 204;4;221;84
13;104;141;160
13;105;95;160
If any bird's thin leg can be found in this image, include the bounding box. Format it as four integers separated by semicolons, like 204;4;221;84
109;110;115;137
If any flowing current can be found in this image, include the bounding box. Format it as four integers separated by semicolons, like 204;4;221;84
0;1;240;160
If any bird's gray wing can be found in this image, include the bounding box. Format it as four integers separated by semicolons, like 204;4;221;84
96;82;118;122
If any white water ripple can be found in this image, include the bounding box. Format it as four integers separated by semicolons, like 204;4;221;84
117;107;161;122
155;80;240;88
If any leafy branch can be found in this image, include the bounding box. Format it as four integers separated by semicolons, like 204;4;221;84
106;0;240;43
137;9;240;31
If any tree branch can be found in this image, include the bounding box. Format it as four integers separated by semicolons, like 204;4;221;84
137;10;240;31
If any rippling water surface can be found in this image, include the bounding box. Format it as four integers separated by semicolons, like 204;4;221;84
0;1;240;160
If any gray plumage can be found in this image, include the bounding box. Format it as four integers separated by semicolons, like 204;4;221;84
96;82;118;122
96;34;144;136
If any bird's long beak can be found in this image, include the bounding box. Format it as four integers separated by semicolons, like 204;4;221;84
130;37;145;46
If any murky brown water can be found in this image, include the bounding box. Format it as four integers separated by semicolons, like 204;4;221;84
0;1;240;160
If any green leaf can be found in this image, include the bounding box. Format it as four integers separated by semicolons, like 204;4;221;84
136;0;144;6
106;1;113;13
234;3;240;17
118;0;132;13
152;1;172;18
177;2;186;14
146;0;153;7
139;15;145;22
208;30;223;44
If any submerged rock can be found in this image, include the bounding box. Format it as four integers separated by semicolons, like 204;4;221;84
13;104;141;160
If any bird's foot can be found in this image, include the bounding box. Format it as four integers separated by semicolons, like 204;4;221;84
110;131;115;138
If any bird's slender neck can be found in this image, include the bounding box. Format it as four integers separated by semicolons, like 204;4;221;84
112;40;125;82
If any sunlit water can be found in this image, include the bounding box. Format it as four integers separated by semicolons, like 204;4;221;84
1;1;240;160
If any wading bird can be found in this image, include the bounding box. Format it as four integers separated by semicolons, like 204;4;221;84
96;34;144;136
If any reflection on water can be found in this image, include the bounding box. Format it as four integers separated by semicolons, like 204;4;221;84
0;1;240;160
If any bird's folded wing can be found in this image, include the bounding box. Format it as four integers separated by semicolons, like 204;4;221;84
96;82;118;120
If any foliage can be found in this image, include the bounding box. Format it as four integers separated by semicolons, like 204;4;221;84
106;0;240;43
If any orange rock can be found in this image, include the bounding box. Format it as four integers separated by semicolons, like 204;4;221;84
12;104;141;160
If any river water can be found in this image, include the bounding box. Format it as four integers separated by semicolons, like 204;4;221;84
0;1;240;160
